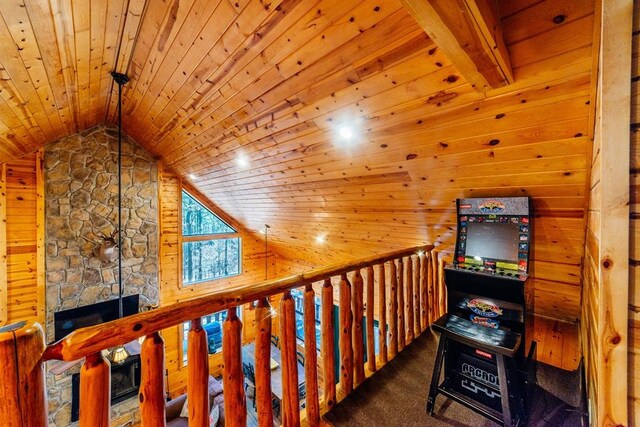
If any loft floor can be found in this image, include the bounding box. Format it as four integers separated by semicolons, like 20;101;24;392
322;317;584;426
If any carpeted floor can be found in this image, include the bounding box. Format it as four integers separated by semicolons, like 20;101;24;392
322;331;587;426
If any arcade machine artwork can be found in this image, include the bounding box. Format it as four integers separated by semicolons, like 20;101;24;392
427;197;533;427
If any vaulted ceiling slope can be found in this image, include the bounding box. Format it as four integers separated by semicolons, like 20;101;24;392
0;0;594;273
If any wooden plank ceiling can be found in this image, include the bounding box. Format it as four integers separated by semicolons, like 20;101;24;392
0;0;595;317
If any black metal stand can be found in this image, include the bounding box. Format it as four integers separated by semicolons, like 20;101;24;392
427;314;526;426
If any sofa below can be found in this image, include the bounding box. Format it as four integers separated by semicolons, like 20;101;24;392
165;376;225;426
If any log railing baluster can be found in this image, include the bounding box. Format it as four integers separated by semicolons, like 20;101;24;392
188;318;210;427
397;258;406;351
339;273;354;395
406;256;414;344
304;284;320;427
365;266;376;373
80;352;110;426
439;259;447;318
352;269;365;386
427;251;435;325
420;253;428;331
321;278;336;411
139;332;166;426
223;308;246;427
254;298;273;427
0;322;47;426
388;260;398;359
412;255;420;338
280;291;300;426
377;264;388;365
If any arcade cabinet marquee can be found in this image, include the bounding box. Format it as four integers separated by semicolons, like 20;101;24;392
427;197;532;427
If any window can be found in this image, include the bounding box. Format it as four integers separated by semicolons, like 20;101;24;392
182;190;241;284
291;289;322;349
182;309;240;365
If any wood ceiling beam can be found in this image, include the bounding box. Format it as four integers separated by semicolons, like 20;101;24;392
399;0;513;92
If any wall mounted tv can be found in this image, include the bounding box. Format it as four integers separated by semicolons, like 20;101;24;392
53;294;139;342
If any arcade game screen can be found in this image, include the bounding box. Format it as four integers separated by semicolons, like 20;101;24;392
465;222;520;263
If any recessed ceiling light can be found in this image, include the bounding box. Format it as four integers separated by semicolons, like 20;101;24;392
315;235;326;244
188;173;197;180
339;126;353;140
236;152;250;168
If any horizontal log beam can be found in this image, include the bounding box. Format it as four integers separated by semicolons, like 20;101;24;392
400;0;513;91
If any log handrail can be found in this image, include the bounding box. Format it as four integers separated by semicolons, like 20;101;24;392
44;245;432;362
3;244;445;427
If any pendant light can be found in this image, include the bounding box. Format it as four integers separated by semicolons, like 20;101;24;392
109;71;130;364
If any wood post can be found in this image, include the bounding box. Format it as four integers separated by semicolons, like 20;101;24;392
406;256;414;344
280;291;300;426
254;298;273;427
428;251;436;323
223;308;246;427
397;258;406;351
339;273;354;395
352;269;365;386
413;255;420;337
438;258;447;319
365;266;376;373
80;352;110;426
303;284;320;427
188;318;210;427
0;321;47;426
321;278;336;411
139;332;166;427
419;253;428;331
377;264;387;365
388;260;398;359
0;165;6;327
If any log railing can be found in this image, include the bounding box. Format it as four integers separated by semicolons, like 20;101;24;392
0;245;447;426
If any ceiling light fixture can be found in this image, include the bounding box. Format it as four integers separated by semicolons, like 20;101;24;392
338;126;353;140
315;234;326;244
188;173;197;180
236;152;250;168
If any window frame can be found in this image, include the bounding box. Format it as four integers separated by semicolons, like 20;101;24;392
291;289;322;351
179;185;243;287
179;308;242;367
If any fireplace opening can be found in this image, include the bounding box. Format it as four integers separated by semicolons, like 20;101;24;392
53;294;140;343
71;354;141;422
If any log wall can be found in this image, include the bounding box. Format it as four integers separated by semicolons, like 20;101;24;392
0;152;44;326
583;0;632;425
629;0;640;422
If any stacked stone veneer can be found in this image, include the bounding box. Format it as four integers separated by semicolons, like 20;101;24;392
45;125;159;426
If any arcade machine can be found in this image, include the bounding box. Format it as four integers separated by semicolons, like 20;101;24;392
426;197;534;427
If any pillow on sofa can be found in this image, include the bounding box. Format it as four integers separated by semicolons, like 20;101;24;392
209;404;219;427
179;397;189;418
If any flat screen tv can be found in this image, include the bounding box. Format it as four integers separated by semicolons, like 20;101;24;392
54;294;139;342
464;222;520;263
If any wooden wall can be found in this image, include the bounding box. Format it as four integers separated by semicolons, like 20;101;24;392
582;0;632;425
157;162;277;396
630;0;640;422
0;152;45;326
262;0;596;325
